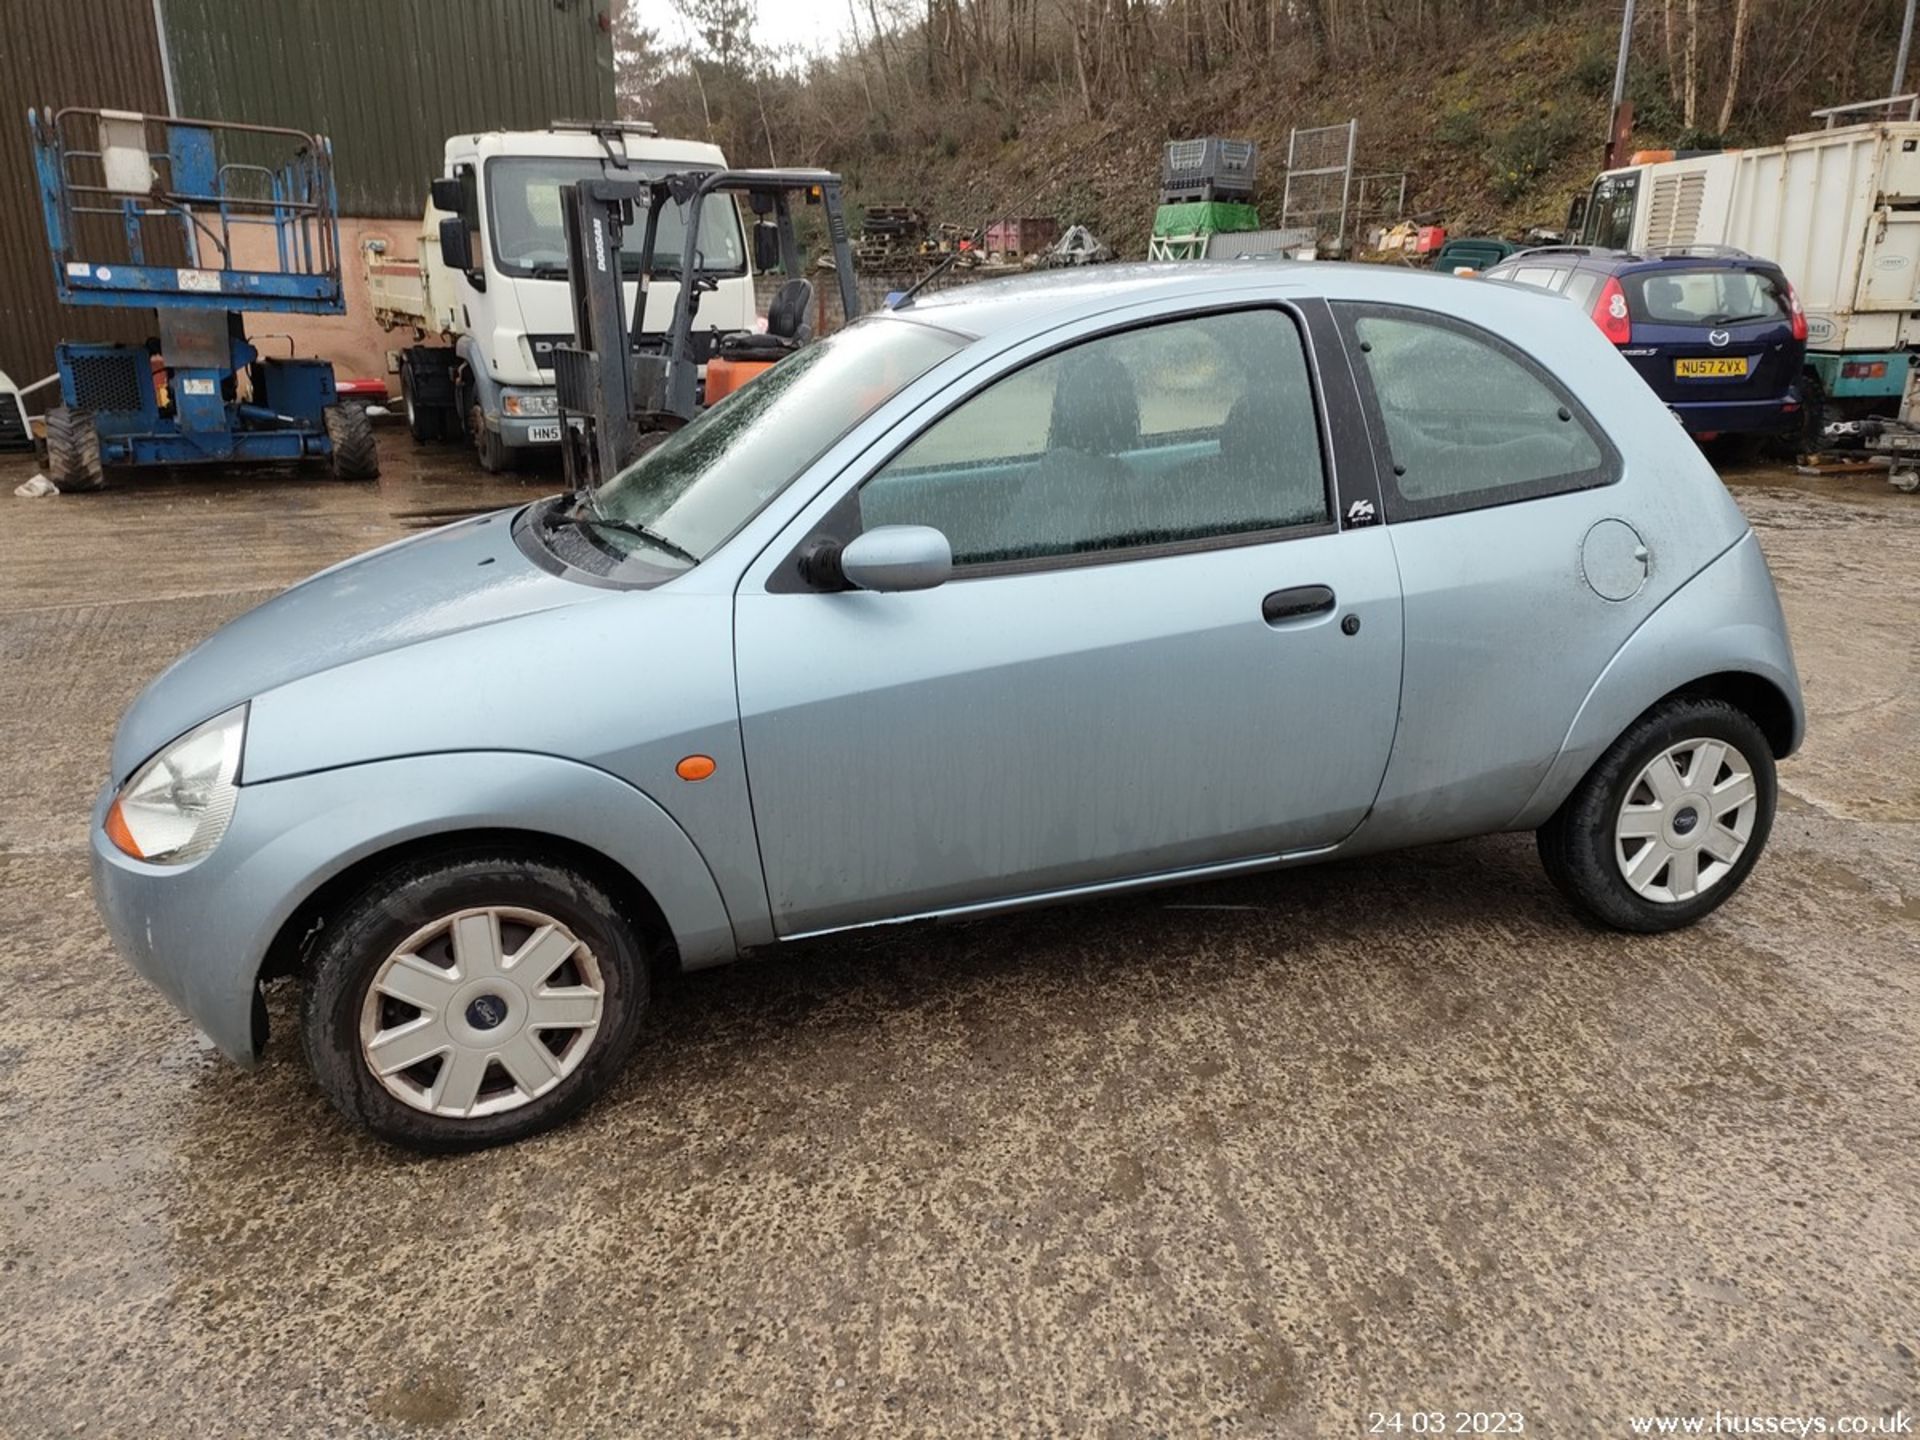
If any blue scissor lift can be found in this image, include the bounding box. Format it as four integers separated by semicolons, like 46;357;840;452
27;106;378;490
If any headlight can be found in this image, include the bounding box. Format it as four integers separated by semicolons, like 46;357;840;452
502;392;557;417
104;705;247;865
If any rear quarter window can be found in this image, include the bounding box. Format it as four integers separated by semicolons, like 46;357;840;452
1563;270;1602;309
1335;303;1619;521
1506;265;1564;290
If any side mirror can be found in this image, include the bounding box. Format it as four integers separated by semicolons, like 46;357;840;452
833;525;952;593
429;177;464;214
438;215;474;274
752;220;782;273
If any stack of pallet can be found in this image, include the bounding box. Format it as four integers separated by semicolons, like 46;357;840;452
856;204;929;266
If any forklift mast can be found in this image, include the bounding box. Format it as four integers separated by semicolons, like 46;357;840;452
554;168;861;492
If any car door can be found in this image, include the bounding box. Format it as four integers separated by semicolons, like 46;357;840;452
1329;300;1663;841
732;300;1405;937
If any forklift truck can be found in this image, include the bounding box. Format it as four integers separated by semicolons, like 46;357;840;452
551;167;861;491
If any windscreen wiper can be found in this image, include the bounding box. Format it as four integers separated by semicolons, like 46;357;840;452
548;503;700;565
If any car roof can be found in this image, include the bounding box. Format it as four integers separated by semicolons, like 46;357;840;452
1491;245;1782;275
890;259;1546;339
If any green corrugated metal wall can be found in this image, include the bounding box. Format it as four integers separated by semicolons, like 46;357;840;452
0;0;175;392
159;0;618;217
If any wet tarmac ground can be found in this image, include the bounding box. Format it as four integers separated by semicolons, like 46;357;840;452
0;433;1915;1437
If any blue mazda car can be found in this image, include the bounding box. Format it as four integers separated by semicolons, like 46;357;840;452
1484;246;1811;445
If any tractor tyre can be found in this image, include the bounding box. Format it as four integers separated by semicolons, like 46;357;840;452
324;403;381;481
44;406;105;493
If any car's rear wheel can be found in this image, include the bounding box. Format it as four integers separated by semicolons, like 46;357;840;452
1537;697;1776;932
1774;367;1826;461
300;851;648;1151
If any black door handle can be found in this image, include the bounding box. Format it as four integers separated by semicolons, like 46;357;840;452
1262;585;1336;625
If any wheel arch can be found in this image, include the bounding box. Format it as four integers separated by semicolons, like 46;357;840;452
161;749;741;1063
1512;665;1799;833
1508;533;1806;831
1661;671;1798;759
261;826;677;986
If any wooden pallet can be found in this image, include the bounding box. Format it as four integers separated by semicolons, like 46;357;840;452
1793;453;1890;477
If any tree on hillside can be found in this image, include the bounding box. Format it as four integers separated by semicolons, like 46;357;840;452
683;0;758;76
617;0;1913;251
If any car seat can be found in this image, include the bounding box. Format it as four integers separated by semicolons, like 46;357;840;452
1647;275;1690;321
716;279;815;362
1000;352;1143;557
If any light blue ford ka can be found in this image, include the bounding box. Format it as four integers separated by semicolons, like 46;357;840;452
92;264;1804;1150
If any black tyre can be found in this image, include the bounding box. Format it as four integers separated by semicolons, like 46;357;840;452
400;364;435;444
471;405;514;473
1773;367;1826;462
44;405;105;492
323;402;381;480
301;850;650;1152
1537;697;1776;932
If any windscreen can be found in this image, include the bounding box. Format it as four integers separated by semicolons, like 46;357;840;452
1581;172;1638;248
585;317;967;572
1626;268;1789;327
484;157;747;277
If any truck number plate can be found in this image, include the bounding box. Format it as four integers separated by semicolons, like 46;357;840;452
526;423;562;443
1674;357;1749;378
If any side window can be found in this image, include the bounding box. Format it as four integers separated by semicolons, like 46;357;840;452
455;163;481;232
1562;270;1602;310
1339;305;1615;521
1508;265;1558;290
857;309;1329;568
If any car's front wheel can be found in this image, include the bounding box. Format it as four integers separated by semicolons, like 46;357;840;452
300;851;649;1151
1537;697;1777;932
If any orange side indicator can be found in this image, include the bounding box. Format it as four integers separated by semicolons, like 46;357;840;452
676;755;717;782
104;797;144;859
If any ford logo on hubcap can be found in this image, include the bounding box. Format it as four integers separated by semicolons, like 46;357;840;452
466;994;509;1030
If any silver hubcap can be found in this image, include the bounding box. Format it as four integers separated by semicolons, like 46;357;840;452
1614;737;1759;903
359;906;605;1119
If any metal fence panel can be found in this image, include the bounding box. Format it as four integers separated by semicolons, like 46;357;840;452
1280;120;1359;253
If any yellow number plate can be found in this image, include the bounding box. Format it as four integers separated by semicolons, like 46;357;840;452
1674;357;1750;378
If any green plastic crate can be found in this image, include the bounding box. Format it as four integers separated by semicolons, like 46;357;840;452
1151;202;1261;237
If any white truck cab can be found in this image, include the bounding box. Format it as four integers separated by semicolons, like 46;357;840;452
367;121;755;470
1570;101;1920;422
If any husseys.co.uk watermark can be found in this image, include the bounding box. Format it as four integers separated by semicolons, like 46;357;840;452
1626;1411;1913;1436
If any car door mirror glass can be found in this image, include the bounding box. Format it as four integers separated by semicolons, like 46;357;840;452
839;525;952;592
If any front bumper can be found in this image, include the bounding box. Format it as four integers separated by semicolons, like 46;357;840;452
491;388;562;449
91;782;272;1064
